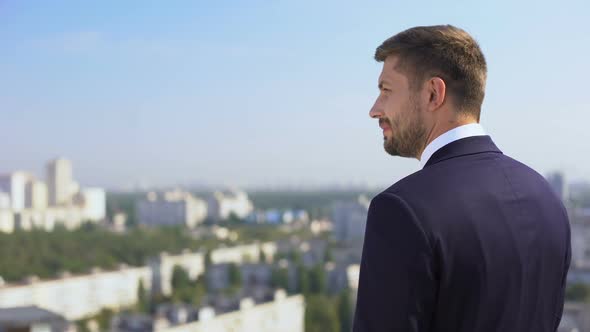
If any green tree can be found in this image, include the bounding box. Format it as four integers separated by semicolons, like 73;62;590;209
228;263;242;288
136;280;150;313
259;249;267;263
566;283;590;302
296;265;309;295
271;267;289;291
0;226;223;283
338;289;352;332
290;250;302;265
171;265;197;304
227;212;242;224
95;308;114;331
305;295;340;332
309;264;327;294
324;246;333;263
171;265;191;289
204;250;212;268
76;320;90;332
193;276;206;305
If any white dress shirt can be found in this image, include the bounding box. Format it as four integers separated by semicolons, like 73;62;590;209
419;123;487;169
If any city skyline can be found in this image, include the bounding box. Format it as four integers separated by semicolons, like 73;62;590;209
1;1;588;189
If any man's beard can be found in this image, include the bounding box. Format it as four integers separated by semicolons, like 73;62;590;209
383;102;427;158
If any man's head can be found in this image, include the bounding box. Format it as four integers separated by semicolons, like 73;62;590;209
369;25;487;159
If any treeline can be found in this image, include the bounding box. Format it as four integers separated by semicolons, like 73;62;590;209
0;222;311;283
0;225;220;282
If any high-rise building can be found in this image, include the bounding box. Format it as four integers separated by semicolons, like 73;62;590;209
46;158;73;206
0;171;31;211
546;171;567;202
25;180;48;210
0;192;10;210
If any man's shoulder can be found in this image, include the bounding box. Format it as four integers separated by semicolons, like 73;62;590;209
380;167;432;197
381;152;548;200
371;171;429;216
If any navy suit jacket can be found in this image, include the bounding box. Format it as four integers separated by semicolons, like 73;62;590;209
353;135;571;332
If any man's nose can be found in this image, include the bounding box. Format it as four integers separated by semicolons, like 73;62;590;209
369;103;382;119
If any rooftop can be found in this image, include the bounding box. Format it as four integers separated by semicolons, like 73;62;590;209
0;306;66;325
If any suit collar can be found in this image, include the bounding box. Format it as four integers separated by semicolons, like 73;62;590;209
419;123;487;168
423;135;503;168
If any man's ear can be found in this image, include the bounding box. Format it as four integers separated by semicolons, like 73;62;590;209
427;77;446;111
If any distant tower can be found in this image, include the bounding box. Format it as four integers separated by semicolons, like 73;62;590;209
0;171;31;211
546;171;567;202
47;158;73;206
25;180;48;210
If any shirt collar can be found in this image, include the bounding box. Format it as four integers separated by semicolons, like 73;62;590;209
419;123;487;169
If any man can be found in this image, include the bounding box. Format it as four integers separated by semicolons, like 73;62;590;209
353;25;571;332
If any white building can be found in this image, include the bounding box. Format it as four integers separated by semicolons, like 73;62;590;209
0;192;11;233
111;212;128;233
211;242;276;265
332;195;370;243
137;191;207;228
46;158;74;207
75;187;106;222
25;180;48;210
0;210;14;233
0;265;152;321
207;190;254;221
0;172;31;211
347;264;360;291
149;250;206;296
0;192;10;210
0;158;106;233
157;290;304;332
15;206;87;231
149;242;277;296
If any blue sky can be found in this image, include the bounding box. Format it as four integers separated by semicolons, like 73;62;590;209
0;0;588;189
